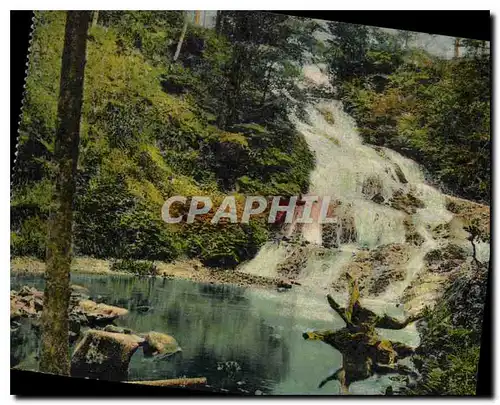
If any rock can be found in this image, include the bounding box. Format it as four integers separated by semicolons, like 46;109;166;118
255;390;263;395
104;324;133;334
336;243;411;297
372;193;385;204
389;189;425;214
362;175;384;199
71;284;90;297
268;333;282;346
71;329;145;381
276;245;310;279
322;204;357;248
424;244;467;273
276;279;293;289
393;164;408;184
95;295;106;304
404;218;425;246
18;286;41;298
445;196;490;241
142;331;181;357
68;306;87;337
11;288;42;319
78;300;129;326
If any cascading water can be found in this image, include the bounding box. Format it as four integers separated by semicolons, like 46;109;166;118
241;64;489;306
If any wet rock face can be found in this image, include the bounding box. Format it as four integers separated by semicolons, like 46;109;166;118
276;245;310;279
371;193;385;204
424;244;467;274
362;175;384;200
431;222;451;240
389;189;425;214
333;244;410;297
404;218;425;247
71;329;145;381
321;215;357;248
393;164;408;184
445;196;490;241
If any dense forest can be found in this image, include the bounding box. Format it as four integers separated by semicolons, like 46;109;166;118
326;22;490;203
12;11;320;266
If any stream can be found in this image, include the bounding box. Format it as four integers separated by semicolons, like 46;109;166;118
11;272;418;395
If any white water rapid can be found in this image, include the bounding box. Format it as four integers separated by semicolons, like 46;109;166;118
241;64;489;308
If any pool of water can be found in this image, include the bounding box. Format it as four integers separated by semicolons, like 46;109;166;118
11;273;418;395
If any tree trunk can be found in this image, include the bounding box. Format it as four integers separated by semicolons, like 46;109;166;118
91;11;99;27
173;14;188;62
215;11;223;34
39;10;90;376
454;38;461;58
260;63;272;106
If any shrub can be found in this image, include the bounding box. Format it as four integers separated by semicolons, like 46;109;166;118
110;259;159;276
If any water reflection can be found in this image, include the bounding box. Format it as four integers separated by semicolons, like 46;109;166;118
10;273;416;395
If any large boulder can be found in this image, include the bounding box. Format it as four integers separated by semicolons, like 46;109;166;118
78;300;129;326
142;331;181;358
71;329;144;381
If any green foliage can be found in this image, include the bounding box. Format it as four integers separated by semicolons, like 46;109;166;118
409;304;481;395
327;25;490;203
406;266;488;395
12;11;316;267
184;219;269;268
110;259;159;276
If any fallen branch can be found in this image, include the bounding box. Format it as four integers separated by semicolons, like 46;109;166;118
326;294;353;327
126;377;207;387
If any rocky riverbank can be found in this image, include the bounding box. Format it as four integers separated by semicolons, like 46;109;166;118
11;256;282;290
11;284;190;383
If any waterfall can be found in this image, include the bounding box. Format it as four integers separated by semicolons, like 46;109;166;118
241;64;489;305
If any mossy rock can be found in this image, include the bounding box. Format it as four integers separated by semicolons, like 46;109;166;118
143;331;182;357
318;108;336;125
71;329;144;381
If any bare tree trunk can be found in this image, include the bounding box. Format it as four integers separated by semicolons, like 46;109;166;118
92;11;99;27
454;38;461;58
173;14;188;62
39;10;90;376
215;11;222;34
